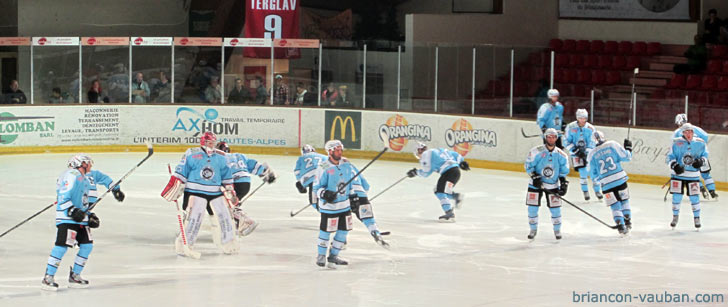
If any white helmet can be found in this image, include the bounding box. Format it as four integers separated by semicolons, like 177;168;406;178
543;128;559;138
324;140;344;153
414;142;428;159
547;89;560;98
576;109;588;119
675;113;688;126
593;130;606;145
301;144;315;155
68;153;93;169
680;123;694;134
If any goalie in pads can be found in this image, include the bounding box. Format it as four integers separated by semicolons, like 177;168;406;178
161;132;239;256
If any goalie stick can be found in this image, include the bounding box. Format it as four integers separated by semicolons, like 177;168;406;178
167;164;201;259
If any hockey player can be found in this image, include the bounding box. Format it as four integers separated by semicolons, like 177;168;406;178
350;172;389;248
673;114;717;199
216;141;276;237
161;132;238;256
42;154;98;290
536;89;565;149
406;142;468;222
314;140;357;268
666;123;708;230
586;131;633;234
294;144;328;211
564;109;601;201
524;128;570;240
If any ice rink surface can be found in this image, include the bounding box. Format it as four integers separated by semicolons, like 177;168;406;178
1;152;727;306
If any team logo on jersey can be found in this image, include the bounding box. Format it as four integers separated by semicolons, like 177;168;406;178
0;112;55;145
200;166;215;180
577;140;586;147
172;107;239;137
379;114;431;151
542;166;554;178
445;118;497;156
682;155;694;165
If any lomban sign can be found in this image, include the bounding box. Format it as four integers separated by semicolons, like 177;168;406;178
0;112;55;144
324;111;361;149
378;114;431;151
445;118;497;156
171;107;238;137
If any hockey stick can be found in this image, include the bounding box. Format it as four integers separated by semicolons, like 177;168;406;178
627;67;639;139
89;143;154;211
370;176;408;201
521;127;541;138
544;190;618;229
238;181;266;206
0;202;56;239
662;178;671;202
167;164;201;259
290;203;311;217
333;129;390;195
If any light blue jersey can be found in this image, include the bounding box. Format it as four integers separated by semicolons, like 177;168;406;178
55;169;92;226
294;152;328;186
666;137;708;181
351;168;370;198
537;101;564;131
416;148;463;178
586;141;632;191
525;145;570;190
673;125;708;142
224;152;267;183
564;121;596;156
86;170;119;204
173;147;233;196
315;160;356;214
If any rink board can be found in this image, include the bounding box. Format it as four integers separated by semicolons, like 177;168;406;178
1;105;725;186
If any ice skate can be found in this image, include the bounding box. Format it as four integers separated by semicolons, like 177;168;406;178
670;215;679;229
624;216;632;230
326;254;348;268
527;229;537;241
438;209;455;223
554;230;562;240
371;231;390;249
595;191;603;200
709;190;718;200
41;274;58;291
694;217;701;229
316;254;326;267
617;223;628;235
68;267;89;289
453;193;464;209
700;186;709;200
233;208;259;236
583;191;590;201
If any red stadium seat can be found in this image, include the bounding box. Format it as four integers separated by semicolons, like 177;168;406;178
528;52;546;66
707;60;722;74
583;54;598;68
646;42;662;55
589;40;605;54
632;42;647;56
528;66;547;81
549;39;564;52
688;91;709;104
555;84;572;97
612;55;627;70
650;89;666;99
618;41;633;55
700;75;718;91
666;74;686;89
555;53;569;67
554;69;567;83
605;70;621;85
684;74;702;90
576;69;591;83
713;91;728;105
514;66;528;81
562;39;576;53
718;76;728;90
712;45;728;58
626;56;641;70
604;41;619;54
572;85;587;97
575;40;590;53
591;70;606;85
721;61;728;75
598;55;612;68
514;81;529;96
568;54;583;67
564;69;578;83
666;89;684;99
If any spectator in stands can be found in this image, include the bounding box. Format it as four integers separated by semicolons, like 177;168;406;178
255;76;269;105
87;80;108;103
153;71;171;102
49;87;65;104
108;63;129;102
703;9;721;44
131;72;150;103
204;77;222;103
321;82;338;106
294;82;316;106
3;80;27;104
227;78;251;104
273;74;289;105
335;85;352;107
673;35;708;74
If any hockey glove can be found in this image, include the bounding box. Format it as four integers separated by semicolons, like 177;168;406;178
692;158;704;169
459;161;470;171
113;189;125;202
88;213;100;228
541;128;546;134
576;147;587;160
406;168;418;178
322;190;337;203
261;168;277;184
161;176;184;202
530;172;542;189
671;161;684;175
623;139;633;152
558;177;569;196
561;122;567;132
295;181;307;194
68;207;86;223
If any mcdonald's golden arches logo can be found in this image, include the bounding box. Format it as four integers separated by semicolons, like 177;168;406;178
324;111;361;149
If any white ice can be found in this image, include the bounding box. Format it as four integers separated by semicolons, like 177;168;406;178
1;152;727;306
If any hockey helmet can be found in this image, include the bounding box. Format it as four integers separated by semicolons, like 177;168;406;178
680;123;694;133
414;142;428;159
215;141;230;153
547;89;560;98
674;113;688;126
68;153;93;169
543;128;559;138
575;109;588;119
200;132;217;146
593;130;606;145
301;144;315;155
324;139;344;153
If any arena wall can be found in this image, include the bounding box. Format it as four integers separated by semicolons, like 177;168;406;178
0;105;725;190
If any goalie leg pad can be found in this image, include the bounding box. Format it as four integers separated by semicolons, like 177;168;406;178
208;214;221;246
184;195;207;246
161;176;185;202
209;197;237;253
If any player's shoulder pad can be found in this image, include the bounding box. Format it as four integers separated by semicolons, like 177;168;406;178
567;121;578;128
554;147;569;160
185;147;202;155
693;137;706;144
530;145;546;155
584;122;596;130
